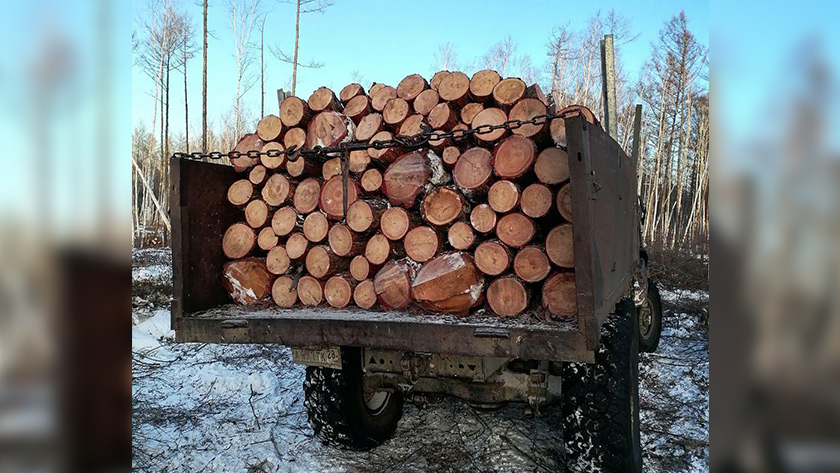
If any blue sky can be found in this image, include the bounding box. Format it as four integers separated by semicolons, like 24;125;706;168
131;0;709;137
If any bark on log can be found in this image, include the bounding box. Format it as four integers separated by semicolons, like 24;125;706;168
397;74;429;102
496;213;535;248
428;102;458;131
448;221;475;250
488;180;521;213
371;85;397;112
249;164;268;185
360;168;383;194
257;114;284;142
474;240;511;276
349;149;370;174
305;111;351;149
346;199;386;233
257;227;279;251
398;114;426;138
492;135;536;179
413;89;439;116
266;246;291;275
320;175;360;220
339;83;366;103
472;108;508;143
324;274;356;308
271;275;298;308
546;224;574;268
460;102;484;126
542;272;577;316
493;79;545;110
297;275;324;306
380;206;417;241
271;206;299;237
279;96;311;128
556;183;573;222
421;187;468;227
438;71;470;107
383;98;411;128
245;199;270;228
368;82;387;98
353;279;377;309
285;232;309;260
534;147;569;184
349;255;372;281
260;142;285;170
442;146;461;167
520;183;552;218
513;245;551;282
344;94;371;124
308;86;342;113
368;131;401;163
306;245;348;279
469;69;501;103
293;178;321;214
430;71;451;91
453;147;492;194
365;232;398;265
231;133;264;172
404;226;441;263
382;151;432;207
223;258;273;305
486;276;529;316
470;204;497;234
509;98;548;140
411;252;484;314
356;113;384;141
373;259;414;309
322;157;342;181
328;224;366;257
549;116;567;148
303;211;329;243
223;223;256;259
262;173;294;206
228;179;253;206
557;104;600;127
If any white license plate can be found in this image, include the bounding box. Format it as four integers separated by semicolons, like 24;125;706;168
292;347;342;369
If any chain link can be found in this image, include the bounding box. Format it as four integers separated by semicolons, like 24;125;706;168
172;110;581;161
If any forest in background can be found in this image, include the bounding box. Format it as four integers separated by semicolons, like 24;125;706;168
131;0;708;253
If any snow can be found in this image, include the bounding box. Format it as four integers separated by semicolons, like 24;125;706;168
132;249;708;472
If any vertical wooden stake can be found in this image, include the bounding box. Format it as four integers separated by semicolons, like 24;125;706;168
600;34;618;139
277;88;289;114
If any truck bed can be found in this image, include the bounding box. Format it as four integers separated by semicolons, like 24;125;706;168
171;115;638;364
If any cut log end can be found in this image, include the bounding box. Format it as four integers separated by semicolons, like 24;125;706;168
223;258;273;305
328;224;364;257
470;69;502;102
373;260;414;309
381;207;411;240
546;224;574;268
260;141;286;170
303;211;329;243
428;102;457;131
285;232;309;260
535;147;569;185
324;275;354;308
382;151;432;207
293;178;321;214
472;108;508;142
438;71;470;106
245;199;270;228
542;272;577;316
404;226;440;263
557;183;573;222
487;276;529;316
349;255;371;281
305;245;345;279
474;240;511;276
442;146;461;166
346;199;383;233
521;183;553;218
371;86;397;112
448;221;475;250
361;168;384;193
460;102;484;126
257;114;284;142
271;275;297;308
279;96;311;128
411;252;483;313
422;187;467;227
496;213;535;248
470;204;497;234
297;275;324;306
257;227;279;251
320;176;359;220
271;206;298;237
365;233;392;265
308;87;341;113
383;98;411;128
223;223;256;259
228;179;253;206
356;113;384;142
344;95;371;124
509;98;547;139
397;74;429;102
513;246;551;282
305;111;350;150
267;246;291;275
413;89;439;116
488;180;521;213
492;78;526;108
262;173;292;207
353;279;377;309
339;83;365;103
493;135;537;179
368;131;400;163
249;164;268;186
453;147;492;192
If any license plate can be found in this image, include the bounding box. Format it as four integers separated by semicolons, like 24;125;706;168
292;347;342;369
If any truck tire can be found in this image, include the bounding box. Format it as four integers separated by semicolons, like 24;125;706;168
561;299;642;472
638;279;663;352
303;347;403;450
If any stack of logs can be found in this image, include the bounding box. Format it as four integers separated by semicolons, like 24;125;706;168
221;69;596;318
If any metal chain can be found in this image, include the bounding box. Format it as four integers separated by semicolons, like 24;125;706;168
172;109;584;162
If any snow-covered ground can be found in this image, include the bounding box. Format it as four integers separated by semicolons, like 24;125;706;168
132;249;708;472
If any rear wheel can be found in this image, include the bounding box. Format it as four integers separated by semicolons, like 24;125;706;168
638;279;663;353
303;347;403;450
562;299;643;472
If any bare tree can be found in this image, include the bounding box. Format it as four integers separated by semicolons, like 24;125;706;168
259;11;270;117
432;42;458;71
482;36;516;76
227;0;262;138
271;0;332;96
546;24;572;105
176;14;197;153
202;0;208;152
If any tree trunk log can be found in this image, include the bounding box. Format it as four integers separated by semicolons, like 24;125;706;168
349;149;370;174
470;203;497;234
397;74;429;102
361;168;384;194
257;227;279;251
438;71;470;107
257;114;284;142
513;245;551;282
413;89;439;116
356;113;384;141
346;199;386;233
496;213;535;248
283;127;306;150
448;221;475;250
373;259;414;309
285;232;309;260
293;177;321;214
343;94;371;125
428;102;458;131
223;257;273;305
266;246;291;275
286;155;320;178
488;180;521;213
353;279;377;309
520;183;553;218
271;206;299;237
228;179;253;206
411;252;484;314
469;69;501;103
350;254;372;281
308;86;342;113
368;131;401;163
421;187;468;227
306;245;348;278
324;273;356;308
534;147;569;184
279;96;311;128
383;97;411;129
542;272;576;316
404;226;442;263
492;136;536;179
223;223;256;259
545;224;574;268
297;275;324;306
303;211;329;243
398;114;426;138
472;108;508;143
365;232;400;265
320;175;360;220
231;133;264;172
371;85;397;112
509;98;548;141
271;275;298;308
249;164;268;185
382;150;432;207
245;199;270;228
556;183;573;222
368;82;387;98
460;102;484;126
442;146;461;167
260;142;285;170
328;224;366;256
339;83;365;104
453;147;492;194
430;71;451;91
487;276;529;316
262;173;294;207
474;240;511;276
381;206;419;241
305;111;352;149
322;157;342;181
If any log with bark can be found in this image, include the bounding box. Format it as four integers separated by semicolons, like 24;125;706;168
382;150;432;207
223;258;273;305
411;252;484;313
373;259;414;309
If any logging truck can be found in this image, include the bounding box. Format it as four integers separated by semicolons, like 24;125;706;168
170;73;662;472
